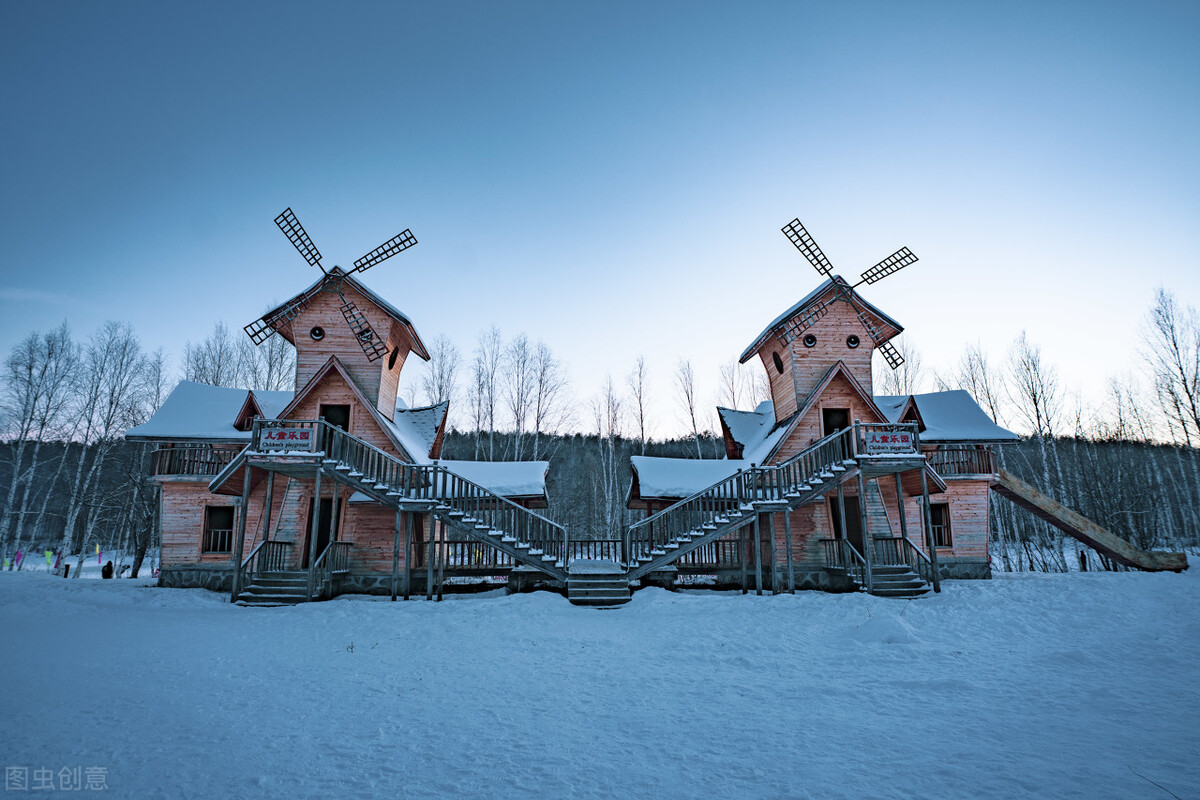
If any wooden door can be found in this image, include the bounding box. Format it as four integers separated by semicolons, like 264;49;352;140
830;497;864;553
302;497;342;568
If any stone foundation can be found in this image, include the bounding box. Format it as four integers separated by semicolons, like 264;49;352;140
937;559;991;580
158;565;233;593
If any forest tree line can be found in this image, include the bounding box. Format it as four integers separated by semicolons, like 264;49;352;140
2;288;1198;574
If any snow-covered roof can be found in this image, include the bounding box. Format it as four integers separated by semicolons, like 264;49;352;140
382;401;447;465
874;390;1018;443
717;401;789;464
738;277;903;363
631;456;747;500
126;381;293;441
436;459;549;498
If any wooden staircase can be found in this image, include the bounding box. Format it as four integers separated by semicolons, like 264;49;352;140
626;427;861;582
236;570;309;606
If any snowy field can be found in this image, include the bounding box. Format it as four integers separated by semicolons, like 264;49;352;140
2;571;1198;800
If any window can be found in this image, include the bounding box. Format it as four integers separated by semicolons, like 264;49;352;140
846;334;860;349
929;502;952;548
803;333;817;348
202;506;235;553
772;351;784;374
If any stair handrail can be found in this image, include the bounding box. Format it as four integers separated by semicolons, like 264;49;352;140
252;418;569;572
235;539;267;601
310;540;352;601
898;535;935;585
819;537;867;586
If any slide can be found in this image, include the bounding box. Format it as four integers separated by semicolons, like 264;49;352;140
991;469;1188;572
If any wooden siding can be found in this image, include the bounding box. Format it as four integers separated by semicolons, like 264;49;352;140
754;299;877;425
284;284;412;414
285;369;405;458
770;372;882;463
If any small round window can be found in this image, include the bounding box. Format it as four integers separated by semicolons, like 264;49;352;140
772;351;784;374
803;333;817;348
310;326;325;341
846;334;860;349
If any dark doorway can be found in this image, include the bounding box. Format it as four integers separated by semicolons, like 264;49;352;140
829;496;864;553
822;407;850;437
302;496;342;568
320;404;350;431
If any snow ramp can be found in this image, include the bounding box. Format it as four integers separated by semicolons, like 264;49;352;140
990;469;1188;572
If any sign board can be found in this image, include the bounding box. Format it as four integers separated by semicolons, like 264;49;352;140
259;427;315;452
861;429;915;455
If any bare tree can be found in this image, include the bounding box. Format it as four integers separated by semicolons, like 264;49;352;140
750;367;771;408
591;376;624;538
1;322;77;565
240;332;295;392
472;325;503;459
874;338;925;396
531;341;570;460
950;343;1007;425
503;333;535;460
183;322;244;387
1143;288;1200;444
717;359;748;410
675;359;703;458
421;334;460;411
626;356;649;455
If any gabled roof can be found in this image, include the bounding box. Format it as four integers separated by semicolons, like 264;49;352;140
630;456;748;502
717;401;790;464
254;267;430;360
383;400;449;466
125;381;295;442
738;276;903;364
875;390;1018;443
276;355;418;462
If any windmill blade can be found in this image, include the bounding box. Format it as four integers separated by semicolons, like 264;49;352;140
781;219;833;278
275;208;324;269
351;229;417;274
855;246;917;286
779;298;834;344
244;297;310;346
339;299;389;361
875;339;905;370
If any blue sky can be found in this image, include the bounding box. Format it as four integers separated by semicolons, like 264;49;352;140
2;1;1197;436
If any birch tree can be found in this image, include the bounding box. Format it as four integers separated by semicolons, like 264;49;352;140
626;356;649;455
473;326;503;460
421;334;460;410
675;359;703;458
591;376;624;538
503;333;535;460
530;341;570;461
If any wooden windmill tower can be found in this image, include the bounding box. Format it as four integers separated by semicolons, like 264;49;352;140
739;219;917;424
243;209;429;418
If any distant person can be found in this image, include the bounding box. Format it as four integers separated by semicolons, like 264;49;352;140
101;561;114;579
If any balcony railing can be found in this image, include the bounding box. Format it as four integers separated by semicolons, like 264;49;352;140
926;447;995;476
152;446;242;478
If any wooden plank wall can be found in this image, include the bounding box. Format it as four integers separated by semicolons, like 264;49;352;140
770;373;881;462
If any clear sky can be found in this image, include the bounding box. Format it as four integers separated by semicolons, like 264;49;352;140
2;1;1198;438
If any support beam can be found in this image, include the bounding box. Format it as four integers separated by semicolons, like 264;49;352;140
766;512;778;595
230;465;252;603
306;468;323;600
739;527;748;594
425;512;435;601
403;512;414;600
260;470;275;549
784;509;795;593
391;509;401;601
893;472;909;543
856;472;874;594
436;518;446;602
920;468;942;593
753;512;763;596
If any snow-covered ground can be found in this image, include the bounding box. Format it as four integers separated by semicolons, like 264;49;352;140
2;571;1198;800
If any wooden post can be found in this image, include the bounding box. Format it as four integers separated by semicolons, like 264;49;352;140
260;470;275;548
403;512;414;600
920;467;942;593
766;512;777;594
437;518;446;602
425;512;435;601
753;512;763;596
739;526;749;594
855;472;874;594
893;472;909;542
391;509;401;601
306;468;322;600
230;465;252;603
784;509;796;593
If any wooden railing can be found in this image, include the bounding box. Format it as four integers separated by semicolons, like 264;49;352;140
872;536;935;584
202;528;233;554
819;538;867;586
626;426;865;570
152;446;241;477
235;539;293;600
250;418;569;577
926;447;995;476
311;541;352;600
